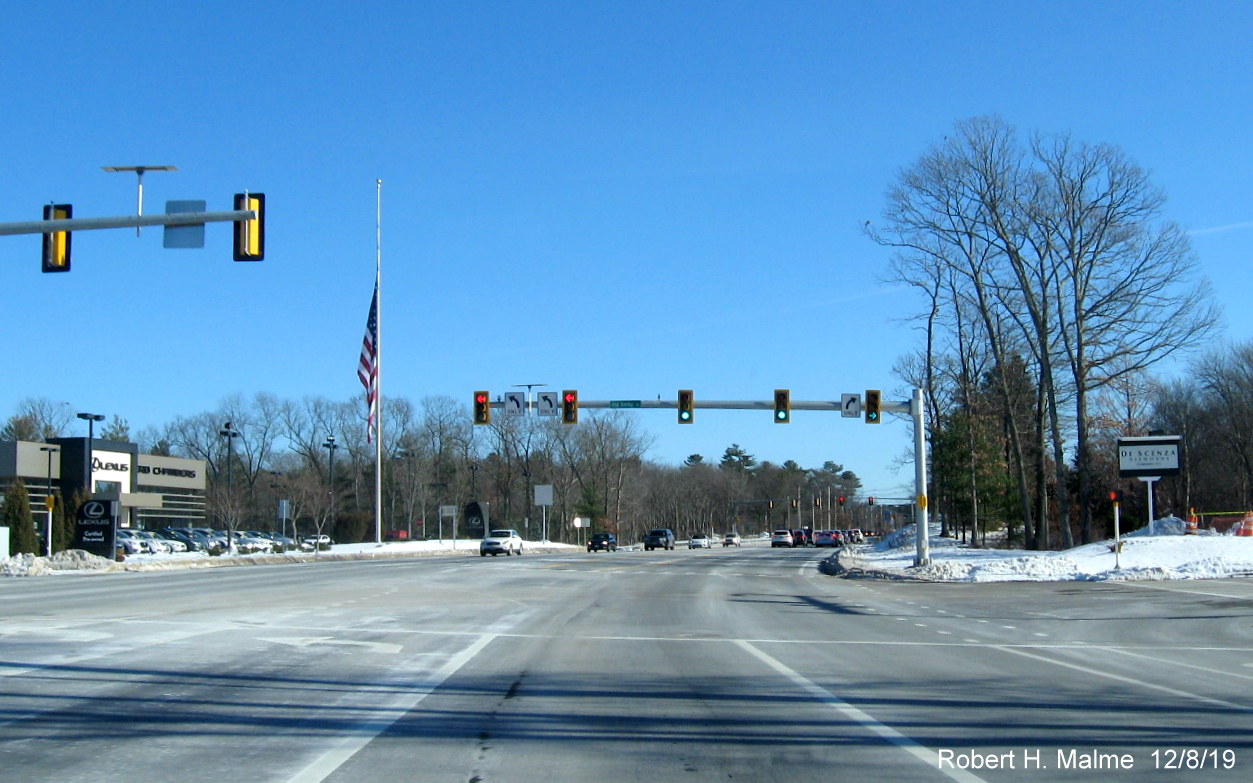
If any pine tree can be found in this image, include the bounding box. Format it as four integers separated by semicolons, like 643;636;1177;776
3;479;39;556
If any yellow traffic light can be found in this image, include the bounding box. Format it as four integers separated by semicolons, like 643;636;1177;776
473;391;491;425
562;390;579;424
773;389;790;423
42;204;72;272
678;389;694;424
233;192;265;261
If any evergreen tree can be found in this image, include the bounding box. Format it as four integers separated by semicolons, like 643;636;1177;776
3;479;39;556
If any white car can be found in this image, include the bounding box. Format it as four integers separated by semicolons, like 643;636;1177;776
302;534;334;551
115;529;151;555
722;532;741;547
688;534;712;549
480;529;523;556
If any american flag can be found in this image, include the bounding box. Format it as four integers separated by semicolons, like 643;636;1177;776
358;284;379;442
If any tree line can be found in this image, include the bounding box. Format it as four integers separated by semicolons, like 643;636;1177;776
3;393;866;555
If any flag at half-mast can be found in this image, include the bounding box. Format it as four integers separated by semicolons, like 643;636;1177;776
358;284;379;442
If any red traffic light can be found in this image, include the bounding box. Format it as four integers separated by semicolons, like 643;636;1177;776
562;389;579;424
473;390;491;425
837;496;846;506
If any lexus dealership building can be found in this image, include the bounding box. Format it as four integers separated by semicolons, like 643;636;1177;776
0;438;207;529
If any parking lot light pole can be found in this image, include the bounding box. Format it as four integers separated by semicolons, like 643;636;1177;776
218;422;240;552
76;412;105;493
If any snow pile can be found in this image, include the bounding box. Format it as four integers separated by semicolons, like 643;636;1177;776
854;520;1253;582
2;549;116;577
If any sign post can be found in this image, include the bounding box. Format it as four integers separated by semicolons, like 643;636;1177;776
535;484;554;543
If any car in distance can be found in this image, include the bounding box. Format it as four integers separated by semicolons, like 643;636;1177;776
588;533;618;552
480;529;523;556
688;533;711;549
643;528;676;551
722;532;741;547
814;530;845;547
770;529;794;548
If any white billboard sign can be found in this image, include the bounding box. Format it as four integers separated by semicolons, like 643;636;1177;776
1118;436;1181;478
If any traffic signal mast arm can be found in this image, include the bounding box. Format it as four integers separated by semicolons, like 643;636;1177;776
574;398;912;412
0;208;256;236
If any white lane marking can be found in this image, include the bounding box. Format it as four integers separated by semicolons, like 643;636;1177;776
992;645;1253;714
284;632;498;783
1094;645;1253;682
735;640;988;783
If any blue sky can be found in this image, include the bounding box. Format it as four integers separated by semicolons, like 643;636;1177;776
3;1;1251;498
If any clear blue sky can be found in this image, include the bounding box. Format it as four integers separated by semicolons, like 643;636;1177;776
4;1;1251;498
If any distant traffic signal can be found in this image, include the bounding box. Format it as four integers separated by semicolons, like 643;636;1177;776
473;391;491;425
41;204;72;272
868;496;875;506
837;495;846;507
864;389;881;424
790;497;798;509
774;389;790;423
1109;490;1123;504
678;389;694;424
233;192;265;261
562;390;578;424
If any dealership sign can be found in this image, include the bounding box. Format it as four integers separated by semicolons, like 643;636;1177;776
73;499;119;559
1118;436;1182;478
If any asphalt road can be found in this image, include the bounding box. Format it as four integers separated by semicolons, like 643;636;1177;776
1;543;1251;782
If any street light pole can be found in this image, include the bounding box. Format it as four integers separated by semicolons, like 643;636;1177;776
76;412;105;494
41;446;58;557
323;435;338;546
218;422;240;552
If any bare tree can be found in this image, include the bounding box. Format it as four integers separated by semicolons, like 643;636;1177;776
875;115;1218;547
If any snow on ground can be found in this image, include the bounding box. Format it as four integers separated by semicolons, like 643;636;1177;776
4;521;1252;582
0;538;579;577
845;516;1253;582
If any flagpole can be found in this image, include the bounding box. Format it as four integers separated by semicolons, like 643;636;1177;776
374;179;383;544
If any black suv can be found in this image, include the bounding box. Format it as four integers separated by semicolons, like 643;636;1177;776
588;533;618;552
643;528;676;551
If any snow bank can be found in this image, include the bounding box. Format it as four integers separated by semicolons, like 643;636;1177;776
853;519;1253;582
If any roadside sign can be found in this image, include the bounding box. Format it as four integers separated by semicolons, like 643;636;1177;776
1118;436;1181;477
610;400;642;408
841;393;861;418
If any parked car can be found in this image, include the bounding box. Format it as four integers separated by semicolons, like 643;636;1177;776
588;533;618;552
258;531;298;551
139;530;185;553
770;529;794;548
480;529;523;556
115;528;150;555
161;528;205;552
688;533;711;549
643;528;676;551
722;532;742;547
